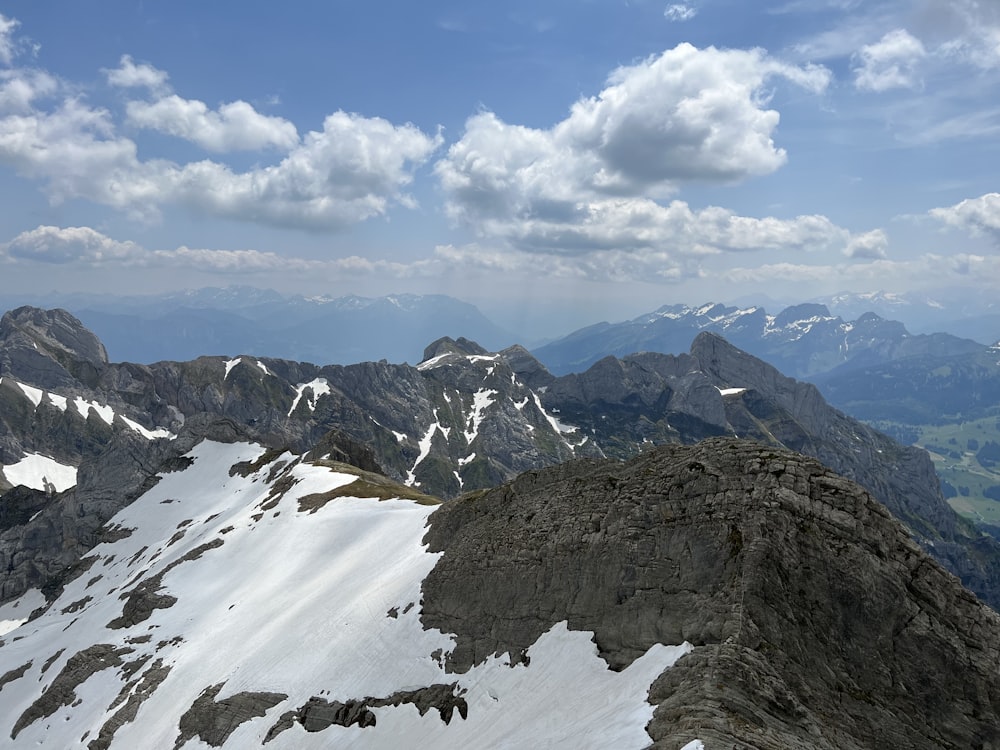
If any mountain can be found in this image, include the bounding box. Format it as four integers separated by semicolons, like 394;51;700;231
817;288;1000;345
0;287;516;365
530;301;1000;529
3;306;1000;617
0;431;998;747
532;301;984;379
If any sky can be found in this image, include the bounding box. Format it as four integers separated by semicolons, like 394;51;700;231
0;0;998;335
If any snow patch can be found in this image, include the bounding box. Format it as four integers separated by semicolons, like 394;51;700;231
463;389;497;445
0;588;45;637
72;397;115;425
408;412;445;485
533;393;578;434
417;353;452;371
717;387;746;397
13;381;43;407
224;357;242;378
288;378;331;416
3;452;77;492
0;439;694;750
119;415;175;440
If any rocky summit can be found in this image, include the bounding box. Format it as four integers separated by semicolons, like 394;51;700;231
0;435;997;748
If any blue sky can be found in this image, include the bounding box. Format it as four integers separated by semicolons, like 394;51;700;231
0;1;998;333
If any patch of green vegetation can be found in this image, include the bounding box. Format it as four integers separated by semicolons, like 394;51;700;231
229;448;285;478
913;415;1000;525
302;459;441;511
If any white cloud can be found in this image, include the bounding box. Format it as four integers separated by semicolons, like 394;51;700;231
165;112;441;227
843;228;888;258
436;44;832;260
928;193;1000;238
3;225;139;263
853;29;926;91
126;95;299;152
103;54;170;94
723;252;1000;288
0;76;441;227
0;224;445;280
0;14;19;66
931;0;1000;70
664;4;697;22
0;68;57;113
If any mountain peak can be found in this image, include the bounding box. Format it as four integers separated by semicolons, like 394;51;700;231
772;302;832;328
0;306;108;389
421;336;489;362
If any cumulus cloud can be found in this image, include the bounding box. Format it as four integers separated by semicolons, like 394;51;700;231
3;225;140;263
126;95;299;152
853;29;926;91
0;25;447;230
0;72;440;227
104;54;298;153
103;54;170;93
928;193;1000;238
664;4;697;22
436;44;832;260
843;228;888;258
0;68;57;113
165;112;441;227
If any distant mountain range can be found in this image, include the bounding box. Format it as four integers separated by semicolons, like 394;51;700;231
816;288;1000;344
531;301;987;379
0;287;516;365
2;285;999;367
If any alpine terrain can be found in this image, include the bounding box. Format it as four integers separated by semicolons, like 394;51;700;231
0;306;999;748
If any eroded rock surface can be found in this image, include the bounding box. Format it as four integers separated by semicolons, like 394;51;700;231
421;438;1000;748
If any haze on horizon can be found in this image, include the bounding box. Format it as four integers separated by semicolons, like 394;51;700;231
0;1;998;336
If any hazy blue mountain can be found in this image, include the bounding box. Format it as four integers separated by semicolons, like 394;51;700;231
816;288;1000;345
531;301;984;379
0;288;516;365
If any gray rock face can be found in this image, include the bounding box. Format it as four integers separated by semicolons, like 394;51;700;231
173;683;287;749
690;332;1000;608
421;438;1000;748
0;307;108;389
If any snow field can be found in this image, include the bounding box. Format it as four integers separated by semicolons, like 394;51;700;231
0;439;694;750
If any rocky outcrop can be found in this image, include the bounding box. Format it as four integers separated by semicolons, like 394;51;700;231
12;644;133;739
264;684;467;740
173;683;287;749
421;438;1000;748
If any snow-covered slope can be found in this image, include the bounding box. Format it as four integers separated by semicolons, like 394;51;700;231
0;439;692;749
